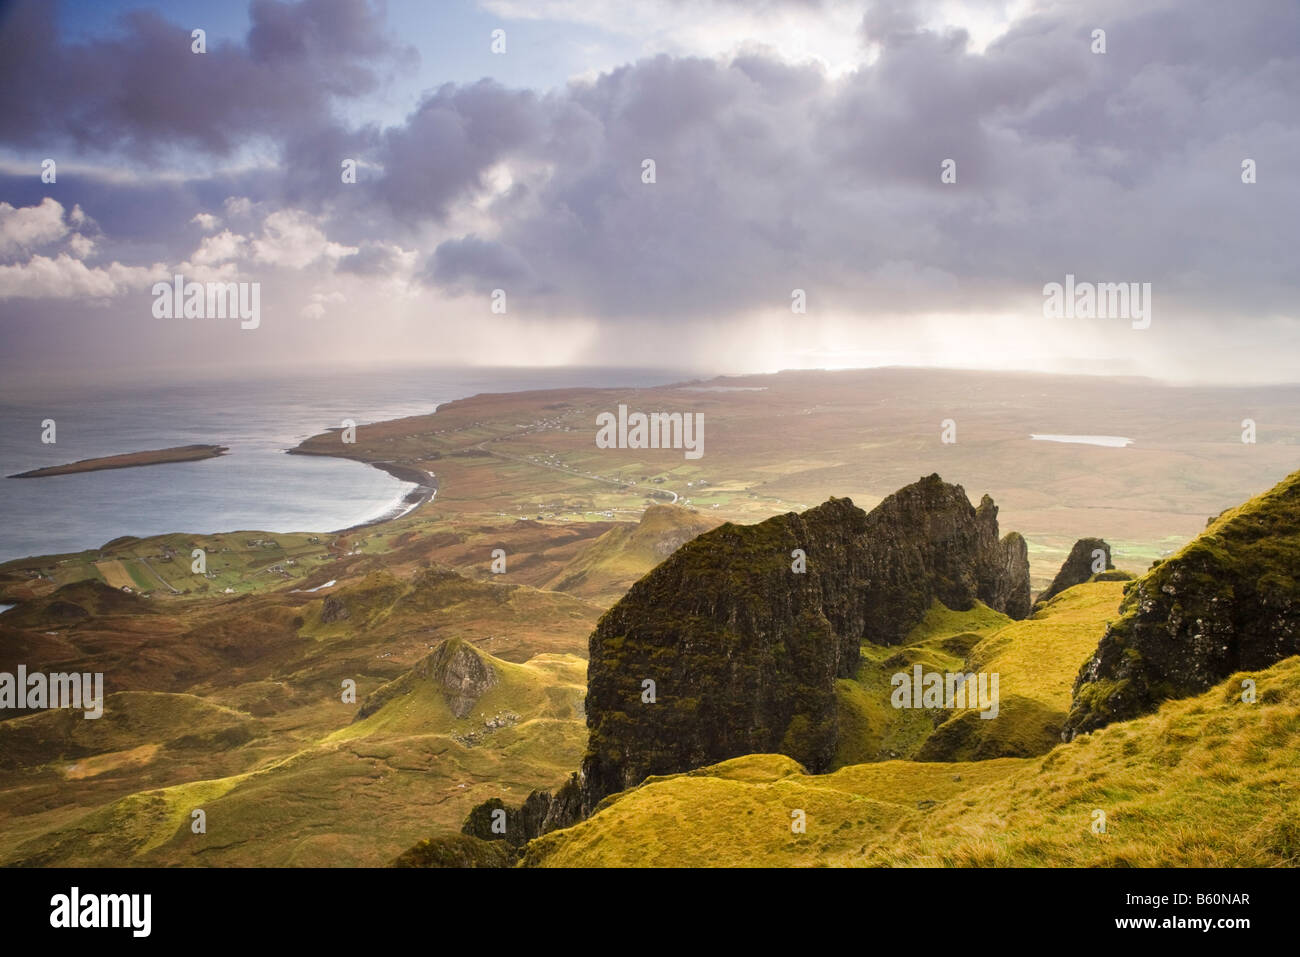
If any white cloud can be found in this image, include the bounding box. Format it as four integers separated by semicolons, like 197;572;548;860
250;209;357;269
190;229;249;266
223;196;256;219
66;233;96;259
0;197;70;256
191;212;222;231
300;290;345;319
0;253;158;300
483;0;869;75
482;0;1036;77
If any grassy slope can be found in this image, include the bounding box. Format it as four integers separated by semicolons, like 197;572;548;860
917;581;1127;760
834;599;1012;765
525;655;1300;867
542;504;718;604
0;516;610;867
1;645;587;867
833;582;1122;765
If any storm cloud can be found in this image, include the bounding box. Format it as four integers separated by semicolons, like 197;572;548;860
0;0;1296;381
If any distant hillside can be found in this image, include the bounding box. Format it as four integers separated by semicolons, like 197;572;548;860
2;637;587;867
544;504;718;604
0;563;600;867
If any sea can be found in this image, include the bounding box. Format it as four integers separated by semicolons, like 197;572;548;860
0;366;690;565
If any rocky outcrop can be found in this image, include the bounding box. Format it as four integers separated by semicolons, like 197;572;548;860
320;594;349;623
461;475;1031;839
391;833;512;868
462;774;582;848
579;473;1030;813
1063;469;1300;739
1034;538;1113;610
355;636;497;721
976;496;1032;620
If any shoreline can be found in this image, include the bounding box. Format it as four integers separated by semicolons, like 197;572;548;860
285;449;438;533
333;461;438;533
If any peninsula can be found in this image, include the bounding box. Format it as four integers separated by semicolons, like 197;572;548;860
8;444;229;478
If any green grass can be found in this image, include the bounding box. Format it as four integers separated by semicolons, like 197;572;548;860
832;599;1020;764
0;529;351;600
0;691;262;770
917;581;1126;760
828;585;1121;764
328;647;585;742
903;600;1013;644
524;655;1300;867
0;643;590;867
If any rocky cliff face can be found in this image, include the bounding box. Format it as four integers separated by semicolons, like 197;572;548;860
1034;538;1113;610
1063;470;1300;738
976;496;1032;620
579;473;1030;813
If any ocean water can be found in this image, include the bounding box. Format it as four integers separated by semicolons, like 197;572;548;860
0;367;687;564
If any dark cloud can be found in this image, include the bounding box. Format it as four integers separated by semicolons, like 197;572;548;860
372;80;545;224
408;0;1299;321
0;0;411;159
337;240;402;276
1;0;1297;376
423;235;535;292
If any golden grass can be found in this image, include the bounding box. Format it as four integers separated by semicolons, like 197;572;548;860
526;656;1300;867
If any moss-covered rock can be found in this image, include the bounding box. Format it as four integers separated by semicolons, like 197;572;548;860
1063;468;1300;738
579;473;1031;813
390;833;513;868
355;636;497;721
462;774;582;847
1033;538;1113;611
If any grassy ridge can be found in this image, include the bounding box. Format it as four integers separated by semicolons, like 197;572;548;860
525;655;1300;867
831;586;1123;765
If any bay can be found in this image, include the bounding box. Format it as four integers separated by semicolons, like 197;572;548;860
0;366;686;564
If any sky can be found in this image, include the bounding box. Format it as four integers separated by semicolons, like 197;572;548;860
0;0;1296;387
